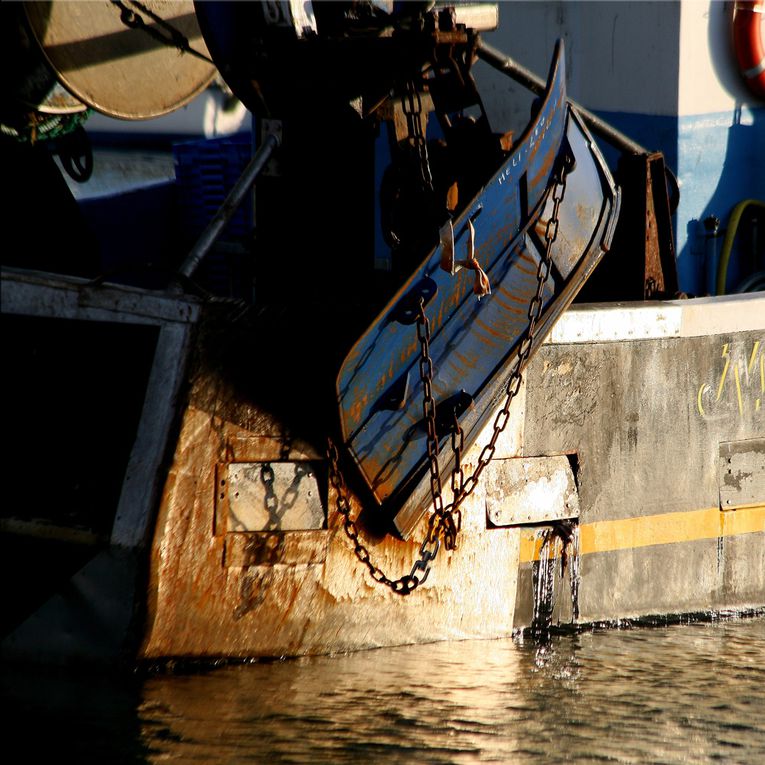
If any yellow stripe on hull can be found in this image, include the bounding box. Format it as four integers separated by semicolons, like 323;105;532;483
519;505;765;563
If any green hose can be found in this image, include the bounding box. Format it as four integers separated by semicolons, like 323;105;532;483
716;199;765;295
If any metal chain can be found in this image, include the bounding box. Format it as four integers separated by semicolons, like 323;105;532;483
416;303;460;551
450;410;464;534
450;153;572;507
327;439;440;596
402;81;434;193
328;151;571;596
112;0;216;65
260;463;280;530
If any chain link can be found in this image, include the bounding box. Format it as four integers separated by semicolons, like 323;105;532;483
329;152;571;596
327;440;440;595
415;303;460;551
112;0;215;65
454;155;571;506
260;464;279;529
402;81;435;193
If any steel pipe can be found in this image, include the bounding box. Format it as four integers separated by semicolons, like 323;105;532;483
176;131;280;282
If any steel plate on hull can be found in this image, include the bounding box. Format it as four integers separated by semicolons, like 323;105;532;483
336;43;620;535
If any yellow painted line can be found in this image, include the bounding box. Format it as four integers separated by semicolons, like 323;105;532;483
734;362;744;416
519;505;765;563
748;340;760;375
716;343;730;402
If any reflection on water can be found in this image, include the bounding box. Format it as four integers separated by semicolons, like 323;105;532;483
3;618;765;764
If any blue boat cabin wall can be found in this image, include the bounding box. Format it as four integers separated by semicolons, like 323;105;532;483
473;0;765;297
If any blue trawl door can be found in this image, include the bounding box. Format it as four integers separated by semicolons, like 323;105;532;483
336;42;620;535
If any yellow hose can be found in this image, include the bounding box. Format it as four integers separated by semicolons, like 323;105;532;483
716;199;765;295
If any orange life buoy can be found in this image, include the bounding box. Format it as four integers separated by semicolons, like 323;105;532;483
733;1;765;100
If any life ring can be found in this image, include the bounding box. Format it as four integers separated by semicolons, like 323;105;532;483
733;1;765;100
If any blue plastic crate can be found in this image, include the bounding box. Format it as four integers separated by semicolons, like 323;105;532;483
173;133;254;242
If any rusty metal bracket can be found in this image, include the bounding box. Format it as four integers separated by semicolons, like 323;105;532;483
579;151;679;301
641;152;680;298
389;277;438;324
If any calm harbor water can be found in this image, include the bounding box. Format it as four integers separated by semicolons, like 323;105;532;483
3;617;764;764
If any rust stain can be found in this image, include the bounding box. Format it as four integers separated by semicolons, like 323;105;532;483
490;291;525;315
225;531;328;567
471;325;501;348
453;349;478;370
142;378;519;657
344;346;360;366
474;315;514;341
576;202;594;223
447;356;468;376
529;149;556;189
513;261;537;276
516;249;536;264
363;453;385;484
436;301;446;329
348;400;362;426
498;285;533;304
399;337;419;365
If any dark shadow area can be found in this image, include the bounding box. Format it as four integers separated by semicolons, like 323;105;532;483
0;136;186;288
1;665;149;764
79;181;185;290
0;138;100;278
2;315;158;634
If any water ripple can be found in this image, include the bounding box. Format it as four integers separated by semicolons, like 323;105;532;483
3;618;764;763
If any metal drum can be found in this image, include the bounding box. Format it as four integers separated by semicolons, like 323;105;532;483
0;4;86;117
22;1;216;120
194;1;439;118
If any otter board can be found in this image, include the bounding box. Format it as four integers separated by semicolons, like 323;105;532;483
337;42;620;536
